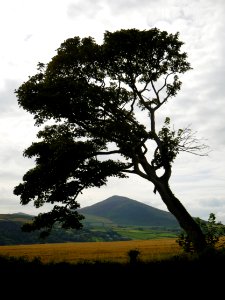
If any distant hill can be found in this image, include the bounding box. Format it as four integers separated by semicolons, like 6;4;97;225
79;195;179;227
0;195;181;245
0;213;93;245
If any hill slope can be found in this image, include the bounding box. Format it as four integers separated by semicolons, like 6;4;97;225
79;195;179;227
0;196;181;245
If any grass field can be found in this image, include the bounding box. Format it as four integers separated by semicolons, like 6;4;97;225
0;238;182;264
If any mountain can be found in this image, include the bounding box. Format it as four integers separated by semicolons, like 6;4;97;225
79;195;179;227
0;195;181;245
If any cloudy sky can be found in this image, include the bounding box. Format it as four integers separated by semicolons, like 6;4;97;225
0;0;225;223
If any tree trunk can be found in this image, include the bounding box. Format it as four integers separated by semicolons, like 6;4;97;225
155;179;207;253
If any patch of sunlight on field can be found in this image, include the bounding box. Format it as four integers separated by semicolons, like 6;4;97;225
0;239;182;264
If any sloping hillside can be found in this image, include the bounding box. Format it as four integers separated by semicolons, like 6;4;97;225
79;195;179;227
0;213;94;245
0;196;181;245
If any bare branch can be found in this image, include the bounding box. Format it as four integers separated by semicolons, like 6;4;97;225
177;126;211;156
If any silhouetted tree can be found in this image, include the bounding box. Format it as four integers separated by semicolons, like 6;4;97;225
14;28;209;252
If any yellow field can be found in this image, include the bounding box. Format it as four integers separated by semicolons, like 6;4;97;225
0;238;182;264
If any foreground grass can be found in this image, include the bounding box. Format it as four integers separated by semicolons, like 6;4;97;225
1;246;225;297
0;239;225;297
0;238;181;264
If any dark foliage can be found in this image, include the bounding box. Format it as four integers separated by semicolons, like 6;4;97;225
177;213;225;253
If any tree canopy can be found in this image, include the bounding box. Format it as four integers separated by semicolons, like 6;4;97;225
14;28;209;251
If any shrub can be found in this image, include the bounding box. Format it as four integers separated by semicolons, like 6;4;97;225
127;248;141;264
176;213;225;253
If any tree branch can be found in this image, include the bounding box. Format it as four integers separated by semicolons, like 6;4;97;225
177;127;210;156
95;150;121;156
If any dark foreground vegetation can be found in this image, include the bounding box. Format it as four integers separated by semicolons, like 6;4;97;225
1;249;224;297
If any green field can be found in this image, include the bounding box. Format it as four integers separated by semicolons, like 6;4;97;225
114;226;178;239
82;221;180;241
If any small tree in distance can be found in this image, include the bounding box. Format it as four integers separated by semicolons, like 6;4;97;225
14;28;209;252
177;213;225;253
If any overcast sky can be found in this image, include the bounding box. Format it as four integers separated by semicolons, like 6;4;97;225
0;0;225;223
